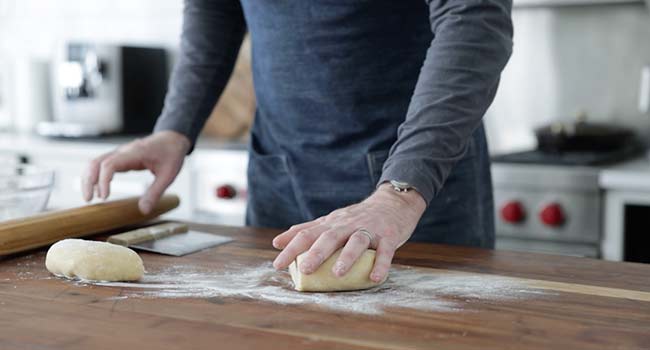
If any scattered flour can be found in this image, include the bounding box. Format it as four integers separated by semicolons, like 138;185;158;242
87;263;549;315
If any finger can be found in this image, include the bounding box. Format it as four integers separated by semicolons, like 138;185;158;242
97;152;142;199
82;152;112;202
333;230;372;277
272;224;330;270
97;157;116;200
272;218;321;250
300;226;352;275
370;239;396;283
139;168;176;214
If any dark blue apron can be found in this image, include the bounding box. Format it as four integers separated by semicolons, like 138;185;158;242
241;1;495;248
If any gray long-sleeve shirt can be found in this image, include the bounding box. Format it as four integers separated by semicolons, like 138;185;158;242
155;0;513;206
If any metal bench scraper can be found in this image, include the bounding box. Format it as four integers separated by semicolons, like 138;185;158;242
107;222;232;256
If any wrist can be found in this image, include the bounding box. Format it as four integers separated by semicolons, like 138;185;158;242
371;182;427;216
153;130;191;154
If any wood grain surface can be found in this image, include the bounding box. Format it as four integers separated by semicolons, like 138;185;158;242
1;224;649;350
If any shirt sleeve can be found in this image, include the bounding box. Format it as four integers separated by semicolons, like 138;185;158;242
154;0;247;152
378;0;514;205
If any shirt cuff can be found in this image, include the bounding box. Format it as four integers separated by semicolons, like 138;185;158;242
377;157;439;206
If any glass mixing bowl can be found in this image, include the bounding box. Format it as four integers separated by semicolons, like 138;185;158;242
0;165;55;221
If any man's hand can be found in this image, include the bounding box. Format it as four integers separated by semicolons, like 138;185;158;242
81;131;191;214
272;183;426;283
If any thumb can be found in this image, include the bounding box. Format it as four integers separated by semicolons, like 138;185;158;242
139;171;175;215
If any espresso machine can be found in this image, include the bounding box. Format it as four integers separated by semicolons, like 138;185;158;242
39;42;168;137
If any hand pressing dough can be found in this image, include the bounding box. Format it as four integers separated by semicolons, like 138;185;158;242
45;239;144;282
289;249;387;292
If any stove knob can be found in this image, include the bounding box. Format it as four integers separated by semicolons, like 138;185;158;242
539;203;565;227
500;201;525;224
215;184;237;199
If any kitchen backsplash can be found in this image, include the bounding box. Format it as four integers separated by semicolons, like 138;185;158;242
486;4;650;153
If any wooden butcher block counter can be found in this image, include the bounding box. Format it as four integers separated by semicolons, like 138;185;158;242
0;224;649;350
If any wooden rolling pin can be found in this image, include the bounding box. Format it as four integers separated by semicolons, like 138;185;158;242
0;194;180;256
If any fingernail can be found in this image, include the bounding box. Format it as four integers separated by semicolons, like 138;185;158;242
300;262;313;274
140;200;151;213
370;273;382;282
333;261;346;277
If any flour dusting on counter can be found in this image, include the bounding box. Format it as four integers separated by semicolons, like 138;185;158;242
85;263;549;315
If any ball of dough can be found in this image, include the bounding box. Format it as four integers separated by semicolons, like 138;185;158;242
289;249;387;292
45;239;144;282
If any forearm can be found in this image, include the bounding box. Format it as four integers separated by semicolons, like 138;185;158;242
379;0;513;205
154;0;247;151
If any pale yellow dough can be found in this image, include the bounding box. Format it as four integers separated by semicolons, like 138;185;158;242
45;239;144;282
289;249;387;292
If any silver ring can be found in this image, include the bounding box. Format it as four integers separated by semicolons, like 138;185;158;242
356;228;375;247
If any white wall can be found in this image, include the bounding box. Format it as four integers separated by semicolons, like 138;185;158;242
0;0;183;130
0;0;182;58
486;4;650;153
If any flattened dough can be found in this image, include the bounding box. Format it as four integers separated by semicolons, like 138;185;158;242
45;239;144;281
289;249;387;292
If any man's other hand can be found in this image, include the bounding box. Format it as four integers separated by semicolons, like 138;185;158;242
81;131;191;214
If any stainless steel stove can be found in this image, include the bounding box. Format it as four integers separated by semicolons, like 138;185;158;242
491;146;642;258
492;163;602;257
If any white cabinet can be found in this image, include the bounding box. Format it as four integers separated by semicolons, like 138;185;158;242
27;154;90;209
600;158;650;262
0;133;249;224
191;149;248;226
